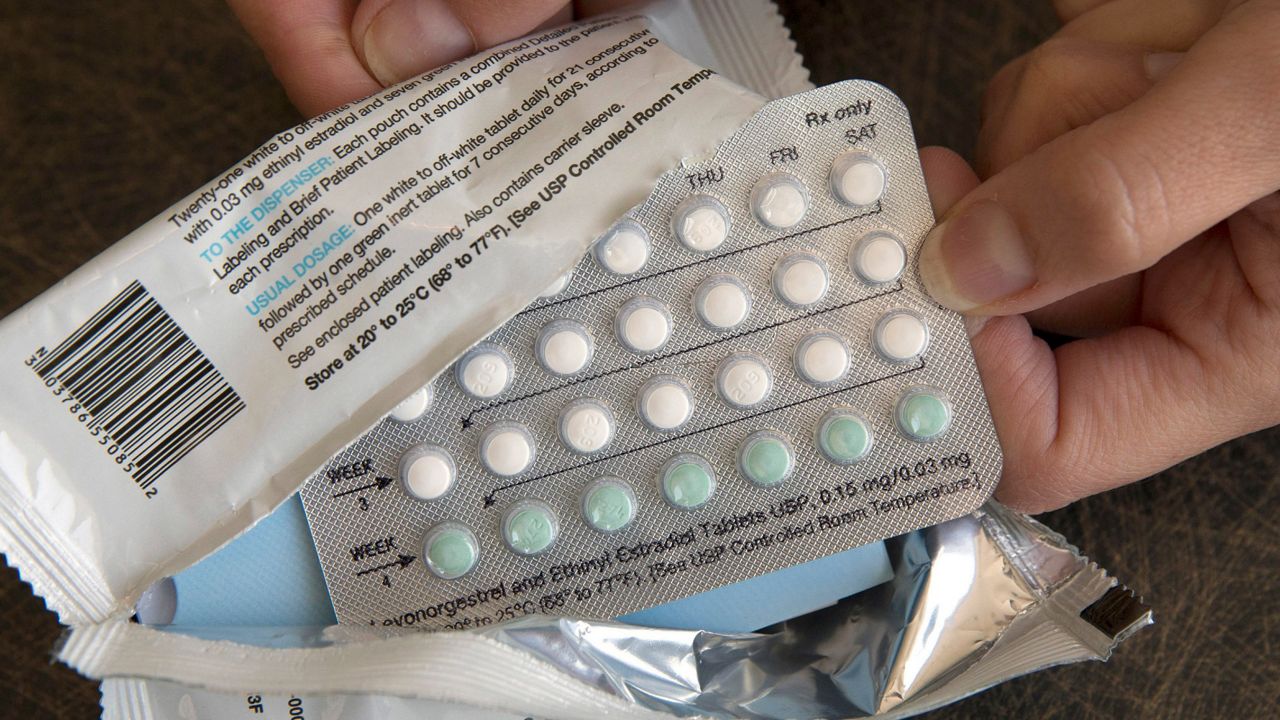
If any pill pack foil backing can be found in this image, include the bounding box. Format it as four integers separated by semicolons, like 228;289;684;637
299;80;1003;628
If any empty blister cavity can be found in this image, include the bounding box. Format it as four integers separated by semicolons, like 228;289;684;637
751;172;809;229
536;319;594;376
738;430;794;487
558;398;615;454
716;353;773;409
388;383;433;423
594;220;650;275
615;296;672;354
873;309;929;362
772;252;829;307
501;499;559;556
636;375;694;432
672;194;730;252
851;231;906;285
794;331;850;386
896;386;952;442
478;421;535;477
693;274;751;331
658;453;716;510
538;271;573;298
830;150;886;207
455;344;513;399
422;523;479;580
398;444;456;501
816;408;873;465
581;477;637;533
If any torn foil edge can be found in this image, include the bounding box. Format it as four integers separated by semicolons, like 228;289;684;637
485;501;1152;718
71;501;1151;720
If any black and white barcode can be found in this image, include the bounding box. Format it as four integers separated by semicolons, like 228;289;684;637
32;281;245;487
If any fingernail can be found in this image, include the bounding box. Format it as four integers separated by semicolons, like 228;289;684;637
961;314;990;340
1144;51;1184;81
918;199;1036;311
361;0;475;86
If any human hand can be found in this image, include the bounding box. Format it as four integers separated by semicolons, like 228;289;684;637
916;0;1280;512
228;0;627;117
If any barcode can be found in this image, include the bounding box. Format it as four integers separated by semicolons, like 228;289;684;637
32;281;245;488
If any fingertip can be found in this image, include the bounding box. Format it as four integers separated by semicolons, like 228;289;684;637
228;0;382;116
918;146;980;219
286;36;384;117
917;147;987;312
353;0;573;87
354;0;475;86
917;197;1038;313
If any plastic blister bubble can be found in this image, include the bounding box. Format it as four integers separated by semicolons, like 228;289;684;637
299;81;1002;629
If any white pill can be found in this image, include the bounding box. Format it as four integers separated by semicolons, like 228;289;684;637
558;399;615;454
399;445;456;501
637;376;694;432
456;345;512;399
616;297;672;354
540;329;591;375
388;383;433;422
830;151;886;207
672;195;730;252
716;354;773;409
479;423;535;477
773;253;829;307
694;274;751;330
751;173;809;229
595;222;649;275
851;232;907;284
539;271;573;298
405;454;454;500
874;310;930;362
536;320;593;376
795;332;850;385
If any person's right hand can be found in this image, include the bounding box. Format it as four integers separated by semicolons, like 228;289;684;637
916;0;1280;512
228;0;627;117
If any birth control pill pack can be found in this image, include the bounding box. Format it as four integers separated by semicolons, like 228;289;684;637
299;81;1002;630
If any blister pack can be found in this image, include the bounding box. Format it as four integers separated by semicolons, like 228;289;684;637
299;80;1002;629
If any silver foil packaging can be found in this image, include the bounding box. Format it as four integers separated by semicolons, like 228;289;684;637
72;502;1151;719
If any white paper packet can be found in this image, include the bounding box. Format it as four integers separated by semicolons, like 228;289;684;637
0;0;809;625
100;678;542;720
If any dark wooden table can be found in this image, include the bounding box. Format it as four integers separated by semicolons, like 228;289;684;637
1;1;1276;717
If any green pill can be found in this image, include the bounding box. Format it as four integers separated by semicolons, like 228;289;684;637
502;500;559;555
582;477;637;533
660;454;716;510
817;410;872;464
740;431;793;487
897;387;952;441
423;523;478;580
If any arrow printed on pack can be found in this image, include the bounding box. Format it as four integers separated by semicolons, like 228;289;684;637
355;554;416;576
332;476;393;498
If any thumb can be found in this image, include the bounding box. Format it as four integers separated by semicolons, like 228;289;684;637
353;0;572;86
916;5;1280;315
